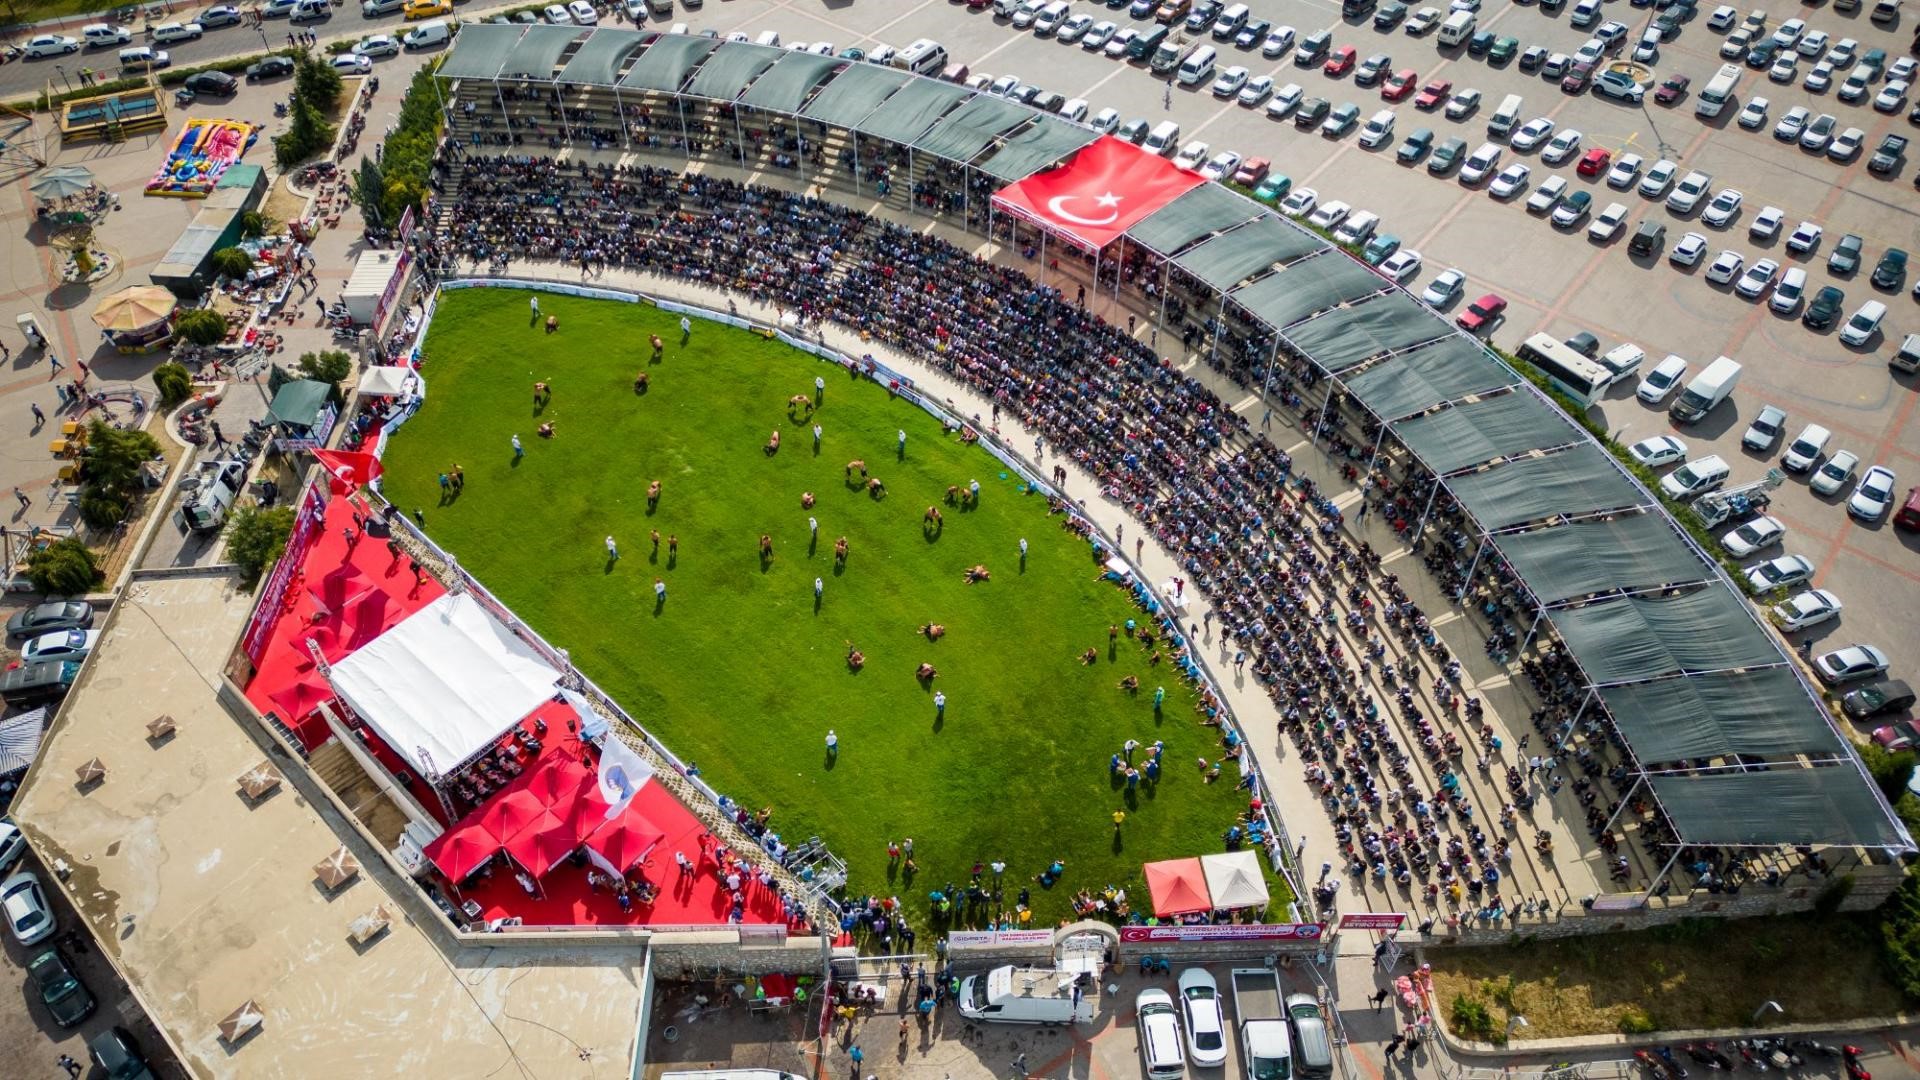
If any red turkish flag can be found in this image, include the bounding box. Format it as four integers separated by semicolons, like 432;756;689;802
312;449;383;495
990;136;1206;249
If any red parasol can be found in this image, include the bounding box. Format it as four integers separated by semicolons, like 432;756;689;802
267;678;334;722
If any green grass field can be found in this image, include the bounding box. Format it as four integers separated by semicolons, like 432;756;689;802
384;289;1278;926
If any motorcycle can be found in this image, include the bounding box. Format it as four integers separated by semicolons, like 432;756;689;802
1685;1044;1731;1071
1843;1045;1871;1080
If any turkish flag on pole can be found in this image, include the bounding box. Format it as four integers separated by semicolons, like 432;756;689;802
312;448;383;495
990;136;1206;250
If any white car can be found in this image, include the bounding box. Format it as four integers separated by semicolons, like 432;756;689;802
1589;203;1629;241
1638;354;1688;401
1212;66;1250;98
1705;250;1745;285
1307;200;1352;230
1489;164;1531;199
1875;80;1910;113
1670;232;1709;268
1721;515;1785;556
24;34;80;57
1811;450;1860;496
0;872;53;947
1772;589;1843;631
1380;249;1423;283
1172;140;1211;171
1814;644;1890;684
1090;107;1121;134
567;0;597;24
331;53;374;75
1136;989;1187;1074
0;822;24;876
1262;25;1298;58
1628;434;1688;468
1744;554;1815;592
1541;130;1584;166
1707;3;1737;30
1770;267;1807;313
1775;105;1812;140
21;629;99;664
1599;342;1645;385
1526;174;1568;214
1177;969;1228;1068
1639;159;1678;198
1279;188;1318;218
1662;455;1731;499
542;3;571;23
152;21;204;43
1104;27;1139;57
1551;193;1591;227
1798;29;1830;57
1701;189;1744;228
1769;55;1798;83
1510;118;1555;152
1605;153;1643;189
1749;207;1784;242
1801;114;1837;151
1805;62;1835;92
1736;98;1770;129
1198;150;1243;182
1827;39;1860;67
1668;170;1712;213
1849;466;1898;522
1058;12;1095;42
1894;57;1918;83
1786;222;1823;254
1422;268;1466;307
353;34;400;57
1773;17;1807;47
1239;76;1275;107
1828;127;1865;163
1734;258;1779;299
1265;83;1304;119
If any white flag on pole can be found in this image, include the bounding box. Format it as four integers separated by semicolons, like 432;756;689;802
596;735;654;819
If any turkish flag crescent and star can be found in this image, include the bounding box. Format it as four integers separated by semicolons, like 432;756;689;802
991;136;1206;250
312;448;383;495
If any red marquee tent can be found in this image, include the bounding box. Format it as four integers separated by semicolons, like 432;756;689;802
473;788;547;844
587;810;666;872
424;825;497;883
990;135;1205;250
506;810;582;878
524;758;593;805
1143;857;1214;916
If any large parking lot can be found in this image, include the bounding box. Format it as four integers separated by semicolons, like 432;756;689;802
658;0;1919;703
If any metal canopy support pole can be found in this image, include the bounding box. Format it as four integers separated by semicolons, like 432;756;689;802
852;131;862;194
1155;258;1170;345
732;104;746;165
1039;228;1049;289
494;78;514;140
1413;479;1441;538
1644;848;1684;900
1459;537;1488;603
909;147;916;213
615;87;630;150
1363;421;1389;480
1114;239;1124;305
551;82;573;144
674;93;689;155
1519;609;1544;656
1314;387;1335;444
1557;687;1596;753
1261;334;1282;396
1092;247;1100;308
1601;775;1644;834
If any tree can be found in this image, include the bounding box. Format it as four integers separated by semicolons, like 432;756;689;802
174;307;229;347
226;504;297;585
209;246;253;280
273;98;335;168
373;61;445;228
152;362;193;408
1859;741;1918;805
352;157;387;232
1881;873;1920;1002
297;349;355;384
78;421;161;529
239;210;274;239
294;51;344;113
25;537;101;596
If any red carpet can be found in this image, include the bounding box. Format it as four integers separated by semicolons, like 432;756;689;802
243;497;787;929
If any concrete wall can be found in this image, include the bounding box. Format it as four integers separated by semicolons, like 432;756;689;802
646;931;832;979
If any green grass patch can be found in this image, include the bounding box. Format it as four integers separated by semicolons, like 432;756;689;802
383;289;1283;926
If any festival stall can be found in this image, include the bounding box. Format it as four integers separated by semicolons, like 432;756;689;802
1142;857;1213;917
1199;850;1271;912
90;284;177;353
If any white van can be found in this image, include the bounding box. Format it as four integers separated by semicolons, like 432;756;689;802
1488;93;1523;139
755;30;782;47
402;19;451;48
118;45;170;71
1212;2;1251;39
958;967;1095;1025
898;38;948;75
1060;97;1090;123
1143;120;1181;155
1138;990;1188;1079
1358;109;1396;148
1033;0;1071;34
1571;0;1601;25
994;0;1023;15
1176;44;1218;86
1460;142;1502;183
1438;10;1475;46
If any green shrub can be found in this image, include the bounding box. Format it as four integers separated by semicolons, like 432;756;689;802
78;421;160;531
1859;741;1919;804
239;210;274;239
209;246;254;280
1880;873;1920;1002
1617;1007;1656;1035
226;504;297;586
369;59;447;229
173;308;229;347
1449;994;1497;1041
152;363;193;408
297;349;354;385
1814;874;1857;918
25;537;101;596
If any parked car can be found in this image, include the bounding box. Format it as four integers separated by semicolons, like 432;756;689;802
1177;968;1227;1067
1;871;54;946
1637;354;1688;401
1721;515;1785;556
29;949;95;1027
1848;681;1918;721
1771;589;1843;631
1813;644;1891;684
1812;450;1862;496
21;629;99;665
1850;466;1899;521
6;602;92;640
1628;434;1688;468
1455;293;1506;333
1744;554;1815;592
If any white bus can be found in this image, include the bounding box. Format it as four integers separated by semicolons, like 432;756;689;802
1696;63;1741;118
1515;333;1614;408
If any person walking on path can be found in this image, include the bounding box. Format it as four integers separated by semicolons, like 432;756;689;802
680;315;692;344
512;434;524;460
1383;1035;1403;1057
654;578;667;602
530;295;540;321
814;576;824;600
933;691;946;719
815;374;826;402
58;1055;81;1078
1012;1052;1028;1076
809;516;819;538
848;1044;862;1080
825;729;838;755
813;423;823;449
30;402;44;426
1369;988;1391;1011
605;535;619;560
897;428;907;456
46;354;63;377
14;487;30;512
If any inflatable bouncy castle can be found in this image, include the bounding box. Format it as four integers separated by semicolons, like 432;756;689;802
146;118;259;198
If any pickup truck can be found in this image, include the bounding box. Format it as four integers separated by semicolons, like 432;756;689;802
1231;968;1292;1080
1869;133;1908;176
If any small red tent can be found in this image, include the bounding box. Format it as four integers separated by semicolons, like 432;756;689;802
587;811;666;872
424;826;497;883
1143;857;1213;916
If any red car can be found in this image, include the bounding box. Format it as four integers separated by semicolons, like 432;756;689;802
1232;156;1271;185
1456;293;1507;334
1653;74;1690;105
1560;61;1595;93
1324;45;1357;77
1381;68;1418;101
1412;78;1453;110
1575;147;1613;177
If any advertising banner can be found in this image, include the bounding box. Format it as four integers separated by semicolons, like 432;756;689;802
241;482;327;664
1119;923;1325;944
1338;913;1409;930
947;929;1057;949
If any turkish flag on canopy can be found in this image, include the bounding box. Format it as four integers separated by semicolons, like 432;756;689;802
312;448;383;495
991;136;1205;250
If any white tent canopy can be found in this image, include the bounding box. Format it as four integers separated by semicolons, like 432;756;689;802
329;593;559;778
1199;849;1270;910
355;365;421;399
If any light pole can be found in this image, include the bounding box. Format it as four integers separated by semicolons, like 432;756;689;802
1752;1000;1783;1024
54;64;72;93
1505;1015;1529;1042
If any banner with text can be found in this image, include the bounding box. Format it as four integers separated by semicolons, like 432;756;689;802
1337;913;1409;931
1120;923;1325;944
946;929;1057;949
